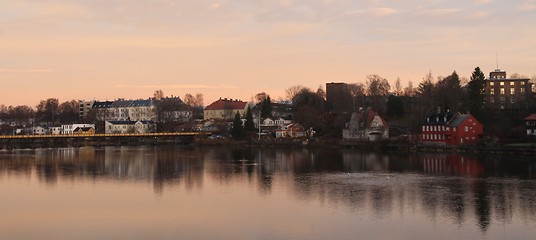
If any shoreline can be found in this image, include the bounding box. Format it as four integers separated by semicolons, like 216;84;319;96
1;135;535;155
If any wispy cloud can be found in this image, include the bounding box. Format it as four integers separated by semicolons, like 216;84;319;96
114;84;239;89
519;0;536;11
346;7;398;16
418;8;462;16
0;68;52;73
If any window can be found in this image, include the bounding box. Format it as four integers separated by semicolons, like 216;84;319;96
490;82;495;86
500;88;505;95
510;82;515;86
521;88;525;93
490;89;495;95
500;82;505;86
510;88;515;95
464;126;468;132
521;81;525;86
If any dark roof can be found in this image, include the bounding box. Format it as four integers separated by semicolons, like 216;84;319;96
110;99;155;108
73;127;95;132
205;98;247;111
93;101;113;108
525;114;536;121
423;112;456;125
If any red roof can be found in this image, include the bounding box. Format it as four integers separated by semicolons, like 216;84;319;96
525;114;536;121
205;98;247;110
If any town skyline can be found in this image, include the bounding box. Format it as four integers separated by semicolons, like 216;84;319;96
1;0;535;106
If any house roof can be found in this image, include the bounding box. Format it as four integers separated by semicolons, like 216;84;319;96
350;108;388;128
448;114;470;127
110;99;155;108
423;112;457;125
93;101;113;108
73;127;95;132
525;114;536;121
205;98;247;111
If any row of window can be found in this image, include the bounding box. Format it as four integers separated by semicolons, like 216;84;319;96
422;125;454;132
490;88;526;95
490;81;526;86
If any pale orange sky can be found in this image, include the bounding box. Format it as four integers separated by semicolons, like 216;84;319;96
1;0;535;107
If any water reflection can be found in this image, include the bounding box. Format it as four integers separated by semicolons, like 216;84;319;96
1;146;535;237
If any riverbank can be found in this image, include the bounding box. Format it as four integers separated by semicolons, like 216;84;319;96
1;134;535;155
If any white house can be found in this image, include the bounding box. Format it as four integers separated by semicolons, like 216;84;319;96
105;120;156;134
50;127;62;135
30;126;48;135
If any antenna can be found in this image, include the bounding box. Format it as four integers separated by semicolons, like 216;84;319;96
496;53;499;70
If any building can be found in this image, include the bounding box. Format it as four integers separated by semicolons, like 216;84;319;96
62;124;95;135
485;69;532;109
50;127;62;135
275;123;306;138
204;98;248;120
342;108;389;141
524;114;536;137
73;126;96;135
326;82;353;112
79;100;96;119
421;112;483;145
30;126;48;135
105;120;156;134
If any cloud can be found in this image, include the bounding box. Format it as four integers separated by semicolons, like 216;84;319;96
519;0;536;11
0;68;52;73
345;7;399;16
372;7;398;16
114;84;239;89
418;8;461;16
475;0;492;4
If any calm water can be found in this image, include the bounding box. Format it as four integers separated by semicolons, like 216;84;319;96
1;146;535;240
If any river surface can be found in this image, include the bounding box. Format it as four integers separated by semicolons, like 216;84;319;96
1;146;535;240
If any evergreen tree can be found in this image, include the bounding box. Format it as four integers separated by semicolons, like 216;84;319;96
467;67;486;120
386;95;404;117
244;106;256;132
260;96;273;119
231;112;244;139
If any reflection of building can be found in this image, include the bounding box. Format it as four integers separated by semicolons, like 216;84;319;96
421;112;483;145
484;69;532;109
343;108;389;141
524;114;536;137
204;98;248;120
421;154;484;177
105;120;156;134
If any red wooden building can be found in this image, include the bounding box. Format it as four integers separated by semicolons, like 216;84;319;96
421;112;484;145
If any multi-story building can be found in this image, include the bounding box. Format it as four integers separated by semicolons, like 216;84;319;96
204;98;248;120
485;69;532;109
105;120;156;134
326;82;353;112
421;112;483;145
79;100;96;119
90;100;157;122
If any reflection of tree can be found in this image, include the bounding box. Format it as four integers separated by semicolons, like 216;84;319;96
473;180;491;232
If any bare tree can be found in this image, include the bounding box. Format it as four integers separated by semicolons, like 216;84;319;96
403;81;415;97
154;90;164;100
285;85;305;102
394;77;402;96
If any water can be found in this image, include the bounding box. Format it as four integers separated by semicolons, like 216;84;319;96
1;146;535;240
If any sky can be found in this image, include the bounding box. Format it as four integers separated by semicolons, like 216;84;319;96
1;0;535;107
